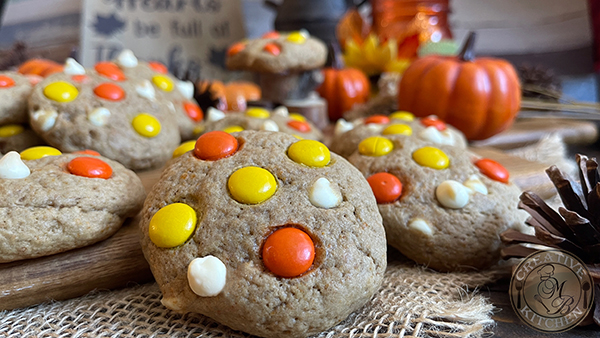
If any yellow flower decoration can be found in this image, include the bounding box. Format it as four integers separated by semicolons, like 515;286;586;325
343;34;411;76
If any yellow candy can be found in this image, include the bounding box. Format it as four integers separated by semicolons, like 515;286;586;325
293;135;304;140
289;113;306;122
193;124;205;135
0;124;24;138
43;81;78;103
383;124;412;136
287;32;307;44
228;166;277;204
288;140;330;167
149;203;197;248
20;146;62;160
132;113;161;138
152;75;174;92
245;107;270;119
358;136;394;157
222;125;244;133
390;111;415;121
172;140;196;158
412;146;450;170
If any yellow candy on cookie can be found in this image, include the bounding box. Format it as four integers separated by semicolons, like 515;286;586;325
132;113;161;138
288;140;330;167
149;203;197;248
20;146;62;160
228;166;277;204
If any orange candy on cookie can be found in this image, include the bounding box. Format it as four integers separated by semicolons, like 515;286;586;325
73;150;101;156
287;120;311;133
67;157;113;179
262;31;280;39
94;83;125;101
194;131;238;161
71;74;89;83
421;116;447;131
475;158;509;184
0;75;15;88
263;43;281;56
364;115;390;125
148;62;168;74
183;101;203;122
95;62;126;81
262;227;315;278
228;42;246;56
367;172;403;204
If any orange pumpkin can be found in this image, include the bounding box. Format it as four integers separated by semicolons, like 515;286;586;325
196;80;261;112
18;59;64;77
398;32;521;140
317;67;370;121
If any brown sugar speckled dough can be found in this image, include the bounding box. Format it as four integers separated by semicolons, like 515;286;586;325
0;71;33;125
0;125;45;153
139;131;387;338
347;133;529;272
28;59;180;170
0;150;145;263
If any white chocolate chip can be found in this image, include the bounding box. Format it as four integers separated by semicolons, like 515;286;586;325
366;124;384;133
207;107;225;122
408;218;434;236
176;80;194;100
299;28;310;38
116;49;138;68
261;120;279;132
273;106;289;117
88;107;111;126
63;58;85;75
187;256;227;297
435;180;470;209
463;175;488;195
0;152;30;179
309;177;342;209
161;298;183;311
439;129;457;146
32;109;58;131
136;80;156;100
166;101;176;114
334;118;354;135
418;126;443;144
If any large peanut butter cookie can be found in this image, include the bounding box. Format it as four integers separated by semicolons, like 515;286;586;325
140;131;386;338
0;147;145;262
0;71;32;125
347;133;528;271
28;59;180;170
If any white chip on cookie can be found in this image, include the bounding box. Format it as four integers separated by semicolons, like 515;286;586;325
408;218;434;236
32;109;58;131
88;107;111;126
261;120;279;132
273;106;289;117
463;175;488;195
136;80;156;101
188;256;227;297
207;107;225;122
176;80;194;100
0;151;30;179
335;118;354;135
116;49;139;68
309;177;342;209
63;58;85;75
435;180;470;209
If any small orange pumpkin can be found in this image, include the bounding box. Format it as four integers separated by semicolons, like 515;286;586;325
317;66;370;121
398;32;521;140
18;59;64;77
196;80;261;112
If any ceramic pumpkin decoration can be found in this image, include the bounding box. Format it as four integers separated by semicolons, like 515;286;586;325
398;32;521;140
196;80;261;112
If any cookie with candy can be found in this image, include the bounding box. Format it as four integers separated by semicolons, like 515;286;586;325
27;58;181;171
0;146;145;262
139;130;386;338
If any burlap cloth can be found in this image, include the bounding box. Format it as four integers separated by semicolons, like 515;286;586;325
0;134;574;338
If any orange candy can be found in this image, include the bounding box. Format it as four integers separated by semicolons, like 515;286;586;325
475;158;509;184
263;43;281;56
0;75;15;88
227;42;246;56
94;83;125;101
262;227;315;278
364;115;390;125
194;131;238;161
67;157;112;179
148;61;168;74
73;149;101;156
367;172;403;204
183;101;203;122
287;120;311;133
94;62;126;81
71;75;89;83
262;31;280;39
421;116;447;131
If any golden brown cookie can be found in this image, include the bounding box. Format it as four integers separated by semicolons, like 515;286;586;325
0;71;33;125
0;124;45;153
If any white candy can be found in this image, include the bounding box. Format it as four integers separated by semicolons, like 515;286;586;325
334;118;354;135
176;80;194;100
88;107;111;126
136;80;156;100
418;126;443;144
463;175;488;195
435;180;470;209
63;58;85;75
309;177;342;209
408;218;434;236
0;152;30;179
207;107;225;122
299;28;310;38
366;124;384;133
187;256;227;297
273;106;289;117
32;109;58;131
261;120;279;132
116;49;138;68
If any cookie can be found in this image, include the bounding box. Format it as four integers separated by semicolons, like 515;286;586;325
201;106;323;141
347;133;528;271
0;71;34;125
330;113;467;158
0;124;45;153
139;131;387;338
0;148;146;262
226;30;327;74
28;59;181;171
112;50;203;141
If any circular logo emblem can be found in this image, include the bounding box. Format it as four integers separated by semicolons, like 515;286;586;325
510;249;594;332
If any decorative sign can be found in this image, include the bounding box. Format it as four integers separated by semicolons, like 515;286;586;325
80;0;245;80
